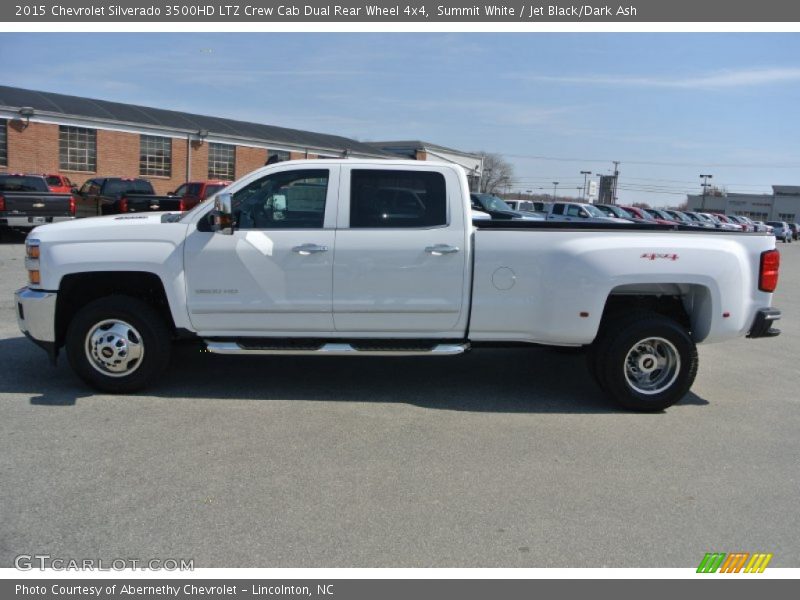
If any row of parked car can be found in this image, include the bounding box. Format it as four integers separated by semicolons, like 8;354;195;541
0;173;231;237
475;193;798;241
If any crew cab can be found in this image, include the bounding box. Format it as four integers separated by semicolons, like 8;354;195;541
15;160;782;411
75;177;182;216
0;174;75;237
168;180;232;211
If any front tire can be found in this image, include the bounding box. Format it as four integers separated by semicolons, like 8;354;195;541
65;295;171;393
590;312;698;411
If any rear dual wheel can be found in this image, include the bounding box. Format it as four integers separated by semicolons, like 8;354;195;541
587;311;698;412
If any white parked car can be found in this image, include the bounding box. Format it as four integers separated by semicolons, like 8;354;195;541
766;221;792;243
16;159;782;411
546;201;632;224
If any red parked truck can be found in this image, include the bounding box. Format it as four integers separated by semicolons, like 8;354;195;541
168;180;231;211
42;174;77;195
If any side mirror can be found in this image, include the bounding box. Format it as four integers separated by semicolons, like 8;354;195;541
579;210;589;218
212;192;234;235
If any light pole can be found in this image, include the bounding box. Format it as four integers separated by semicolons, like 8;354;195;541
580;170;592;200
700;174;713;210
576;186;583;199
552;181;559;202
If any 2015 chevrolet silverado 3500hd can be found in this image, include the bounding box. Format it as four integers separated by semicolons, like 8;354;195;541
15;160;782;411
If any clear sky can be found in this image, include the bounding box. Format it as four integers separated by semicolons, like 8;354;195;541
1;32;799;206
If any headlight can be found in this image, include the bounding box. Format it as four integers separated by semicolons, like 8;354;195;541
26;238;40;259
25;238;41;286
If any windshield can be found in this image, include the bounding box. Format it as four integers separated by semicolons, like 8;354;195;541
601;205;632;218
473;194;513;212
631;208;652;220
583;204;606;217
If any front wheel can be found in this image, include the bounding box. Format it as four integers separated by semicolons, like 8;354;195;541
589;312;698;411
65;295;171;393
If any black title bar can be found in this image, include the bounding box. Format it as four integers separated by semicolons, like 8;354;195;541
5;0;800;22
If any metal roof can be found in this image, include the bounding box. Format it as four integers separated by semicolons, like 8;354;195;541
367;140;482;159
0;85;391;158
772;185;800;196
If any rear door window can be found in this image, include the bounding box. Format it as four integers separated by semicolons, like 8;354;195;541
350;170;446;228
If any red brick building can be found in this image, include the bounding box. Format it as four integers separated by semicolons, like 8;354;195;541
0;85;390;195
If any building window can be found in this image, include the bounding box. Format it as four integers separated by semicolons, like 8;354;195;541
208;142;235;180
266;149;291;164
778;213;796;223
139;135;172;177
0;119;7;167
59;126;96;172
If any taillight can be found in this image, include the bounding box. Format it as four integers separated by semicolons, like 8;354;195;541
178;198;187;212
69;196;76;215
119;198;129;213
759;249;780;292
0;194;5;211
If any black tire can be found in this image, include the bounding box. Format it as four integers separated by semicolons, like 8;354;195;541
65;295;171;393
591;311;698;412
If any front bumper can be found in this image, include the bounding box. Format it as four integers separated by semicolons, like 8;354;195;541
15;287;58;361
747;308;781;339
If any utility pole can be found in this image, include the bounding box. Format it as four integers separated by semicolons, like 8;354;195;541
611;161;620;205
580;170;592;200
552;181;559;202
700;174;713;210
576;186;583;199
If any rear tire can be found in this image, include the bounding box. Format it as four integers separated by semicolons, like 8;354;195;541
65;295;171;393
590;311;697;411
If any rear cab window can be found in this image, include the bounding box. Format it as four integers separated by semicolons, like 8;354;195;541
0;175;49;192
103;179;154;196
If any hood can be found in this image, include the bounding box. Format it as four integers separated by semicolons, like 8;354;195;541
29;212;188;243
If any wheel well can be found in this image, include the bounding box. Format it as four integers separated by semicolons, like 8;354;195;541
601;293;691;331
55;271;175;347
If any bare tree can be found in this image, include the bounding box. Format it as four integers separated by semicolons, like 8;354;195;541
477;152;514;194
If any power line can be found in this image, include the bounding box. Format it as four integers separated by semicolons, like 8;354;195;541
502;152;800;169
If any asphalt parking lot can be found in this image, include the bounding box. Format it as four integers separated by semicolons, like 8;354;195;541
0;230;798;568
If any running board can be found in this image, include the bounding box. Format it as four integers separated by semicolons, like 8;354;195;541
204;340;469;357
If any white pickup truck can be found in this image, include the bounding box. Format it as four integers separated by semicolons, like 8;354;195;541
15;159;782;411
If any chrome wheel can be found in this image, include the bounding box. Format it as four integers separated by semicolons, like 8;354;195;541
85;319;145;377
623;336;680;395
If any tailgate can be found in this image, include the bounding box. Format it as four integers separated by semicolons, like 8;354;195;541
1;192;72;218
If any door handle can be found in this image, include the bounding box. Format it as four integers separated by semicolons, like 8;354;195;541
425;244;460;256
292;243;329;255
